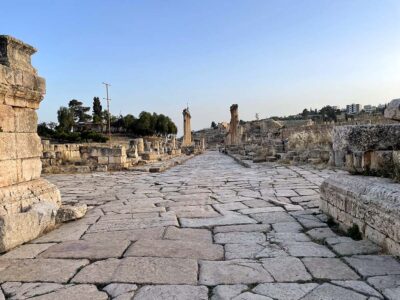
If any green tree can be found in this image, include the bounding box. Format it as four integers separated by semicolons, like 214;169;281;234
57;106;74;132
92;97;103;123
319;106;337;122
68;99;91;123
301;109;309;119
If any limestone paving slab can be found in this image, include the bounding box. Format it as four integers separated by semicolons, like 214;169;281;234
81;227;165;242
301;283;367;300
344;255;400;277
262;257;312;282
211;284;248;300
134;285;208;300
39;239;131;259
72;257;198;284
124;239;223;260
164;226;213;242
199;260;273;285
0;259;89;283
214;232;266;244
214;224;271;234
253;283;319;300
302;258;360;280
0;243;55;259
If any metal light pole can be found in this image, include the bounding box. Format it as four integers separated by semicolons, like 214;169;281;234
102;82;111;142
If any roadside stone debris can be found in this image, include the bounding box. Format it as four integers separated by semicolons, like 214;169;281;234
1;152;399;299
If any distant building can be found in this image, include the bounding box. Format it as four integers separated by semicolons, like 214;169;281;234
346;104;361;115
363;105;376;113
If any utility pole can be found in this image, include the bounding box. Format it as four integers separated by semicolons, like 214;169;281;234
102;82;111;142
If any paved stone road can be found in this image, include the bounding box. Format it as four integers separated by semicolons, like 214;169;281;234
0;152;399;299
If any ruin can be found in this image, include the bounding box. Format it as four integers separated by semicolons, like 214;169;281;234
182;107;192;146
228;104;240;145
320;101;400;256
0;35;61;252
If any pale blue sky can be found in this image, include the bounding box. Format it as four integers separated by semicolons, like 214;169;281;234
1;0;400;134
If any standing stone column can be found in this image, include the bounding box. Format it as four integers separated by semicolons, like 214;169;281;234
0;35;61;252
229;104;239;145
182;108;192;146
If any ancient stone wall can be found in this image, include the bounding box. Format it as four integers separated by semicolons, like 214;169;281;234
321;174;400;256
331;124;400;178
0;36;61;252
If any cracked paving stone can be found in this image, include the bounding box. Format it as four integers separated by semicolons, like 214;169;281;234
28;284;108;300
306;227;337;242
102;283;138;298
250;212;295;224
211;284;248;300
164;226;213;242
72;257;198;284
331;240;382;256
262;257;312;282
272;222;303;233
269;232;311;243
81;227;165;242
134;285;208;300
1;282;65;299
180;212;257;228
225;243;266;259
0;243;55;259
124;239;223;260
344;255;400;277
253;283;319;300
285;242;336;257
331;281;383;299
0;259;89;283
301;283;367;300
31;223;89;243
199;260;273;285
302;258;360;280
214;224;271;234
232;292;273;299
39;239;131;260
214;232;266;244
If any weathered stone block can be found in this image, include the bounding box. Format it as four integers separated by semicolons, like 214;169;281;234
0;104;15;132
15;133;41;158
14;107;37;132
0;133;16;160
18;158;41;182
0;201;58;252
384;98;400;121
0;160;18;187
320;174;400;256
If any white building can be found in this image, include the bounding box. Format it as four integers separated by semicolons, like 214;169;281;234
363;105;376;113
346;104;361;114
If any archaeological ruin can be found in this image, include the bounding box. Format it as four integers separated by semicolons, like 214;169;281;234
0;35;62;252
0;35;399;299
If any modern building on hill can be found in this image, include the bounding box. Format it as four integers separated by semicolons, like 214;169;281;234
346;103;361;114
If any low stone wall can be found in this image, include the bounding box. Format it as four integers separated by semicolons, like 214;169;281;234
331;124;400;180
320;174;400;256
41;142;132;172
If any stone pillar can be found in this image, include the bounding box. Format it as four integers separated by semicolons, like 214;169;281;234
134;138;144;154
229;104;239;145
182;108;192;146
0;35;61;252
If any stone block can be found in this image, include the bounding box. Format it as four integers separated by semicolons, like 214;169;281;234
0;104;15;132
18;157;41;182
56;203;87;223
384;98;400;121
97;156;108;164
15;133;41;159
0;201;58;252
14;107;37;132
0;159;18;187
0;133;16;160
370;151;393;171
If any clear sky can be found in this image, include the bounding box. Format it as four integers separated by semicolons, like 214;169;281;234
1;0;400;134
